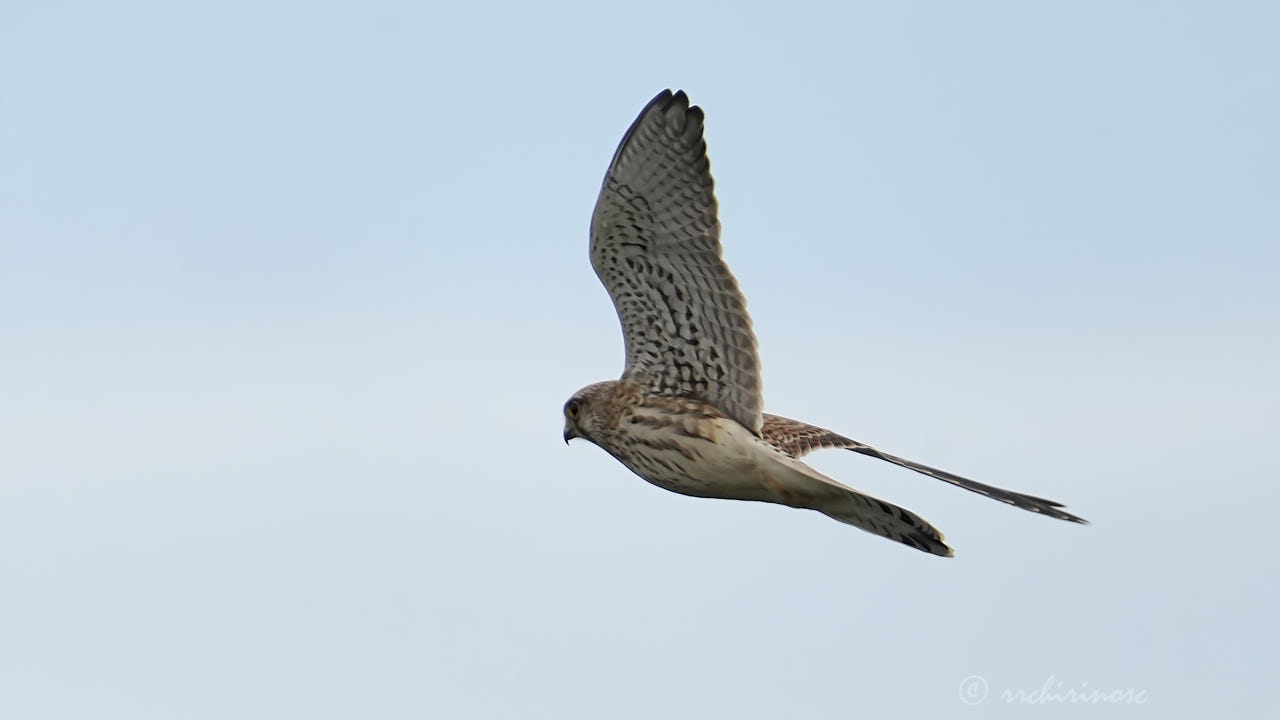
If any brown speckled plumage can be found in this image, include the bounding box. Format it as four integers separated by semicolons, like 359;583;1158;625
563;90;1086;557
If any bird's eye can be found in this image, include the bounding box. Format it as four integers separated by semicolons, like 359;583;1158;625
566;401;580;419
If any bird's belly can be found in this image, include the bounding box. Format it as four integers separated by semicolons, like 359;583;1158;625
617;417;803;505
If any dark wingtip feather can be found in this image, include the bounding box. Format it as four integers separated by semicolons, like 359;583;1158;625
604;89;703;182
848;446;1090;525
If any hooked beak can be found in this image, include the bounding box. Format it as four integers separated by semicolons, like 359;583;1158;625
563;426;576;445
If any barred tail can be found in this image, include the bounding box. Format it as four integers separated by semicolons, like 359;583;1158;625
817;488;954;557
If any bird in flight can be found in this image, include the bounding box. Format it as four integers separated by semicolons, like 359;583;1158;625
563;89;1086;556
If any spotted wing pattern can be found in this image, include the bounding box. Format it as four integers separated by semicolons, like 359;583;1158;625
761;414;1088;524
589;90;763;435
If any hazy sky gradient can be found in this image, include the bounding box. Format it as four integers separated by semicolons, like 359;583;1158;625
2;1;1277;717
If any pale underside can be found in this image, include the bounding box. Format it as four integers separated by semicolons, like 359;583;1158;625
575;90;1085;556
604;392;956;557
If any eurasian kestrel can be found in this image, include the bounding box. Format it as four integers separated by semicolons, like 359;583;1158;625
563;89;1085;556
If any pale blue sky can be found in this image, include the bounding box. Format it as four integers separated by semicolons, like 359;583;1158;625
2;1;1277;717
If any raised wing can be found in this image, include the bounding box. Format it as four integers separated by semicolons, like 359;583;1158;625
589;90;763;434
761;414;1088;524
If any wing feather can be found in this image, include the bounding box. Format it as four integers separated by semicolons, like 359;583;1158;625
589;90;763;434
761;414;1088;523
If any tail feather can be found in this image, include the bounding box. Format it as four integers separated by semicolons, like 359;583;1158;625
817;487;954;557
762;444;954;557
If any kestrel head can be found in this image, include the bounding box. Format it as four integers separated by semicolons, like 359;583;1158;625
563;381;617;445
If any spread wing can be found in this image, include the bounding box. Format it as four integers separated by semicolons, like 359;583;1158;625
589;90;763;434
761;414;1088;524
